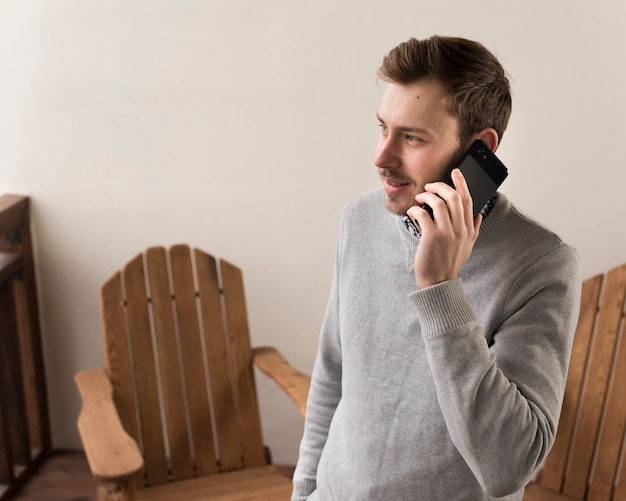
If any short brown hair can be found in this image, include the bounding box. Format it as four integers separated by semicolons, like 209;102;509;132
377;36;512;146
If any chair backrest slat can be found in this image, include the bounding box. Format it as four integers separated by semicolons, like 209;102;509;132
101;246;267;490
194;249;242;472
220;259;265;468
615;447;626;500
101;272;140;455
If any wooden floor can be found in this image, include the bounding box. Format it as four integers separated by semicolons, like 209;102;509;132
7;450;295;501
8;450;98;501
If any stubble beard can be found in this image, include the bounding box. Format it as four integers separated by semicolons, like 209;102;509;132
379;169;423;216
386;200;411;216
383;189;421;216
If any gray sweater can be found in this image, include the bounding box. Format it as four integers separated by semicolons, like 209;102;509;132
292;188;581;500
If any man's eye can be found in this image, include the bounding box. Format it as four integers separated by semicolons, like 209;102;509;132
378;124;388;135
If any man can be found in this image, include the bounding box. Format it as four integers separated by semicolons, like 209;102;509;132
292;36;581;500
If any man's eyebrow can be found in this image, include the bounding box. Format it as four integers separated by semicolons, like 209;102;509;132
376;113;433;135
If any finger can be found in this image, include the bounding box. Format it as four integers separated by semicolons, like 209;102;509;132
419;183;464;225
413;192;450;223
406;203;435;232
424;180;457;200
450;168;475;225
473;213;483;240
450;168;468;192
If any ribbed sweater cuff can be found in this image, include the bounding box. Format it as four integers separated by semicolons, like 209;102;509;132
408;278;477;339
292;480;316;500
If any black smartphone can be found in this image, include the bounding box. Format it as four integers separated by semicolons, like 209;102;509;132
456;139;508;217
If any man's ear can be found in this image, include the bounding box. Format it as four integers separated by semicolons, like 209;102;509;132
475;128;499;151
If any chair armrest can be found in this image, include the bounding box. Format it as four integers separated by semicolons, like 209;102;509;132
252;346;311;419
75;368;144;482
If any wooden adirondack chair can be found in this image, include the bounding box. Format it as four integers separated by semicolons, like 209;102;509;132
524;263;626;501
75;245;311;501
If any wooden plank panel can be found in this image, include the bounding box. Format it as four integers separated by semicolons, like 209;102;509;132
0;284;15;485
167;245;218;476
9;219;51;453
146;247;194;481
587;295;626;500
0;194;51;493
123;254;168;486
614;437;626;500
194;249;241;472
11;278;43;451
101;272;140;448
537;274;603;492
563;264;626;498
0;391;14;484
0;281;31;466
0;195;27;238
220;259;265;468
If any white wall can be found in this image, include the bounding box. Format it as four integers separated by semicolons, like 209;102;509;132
1;0;624;466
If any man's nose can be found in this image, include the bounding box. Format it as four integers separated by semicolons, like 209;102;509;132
375;136;400;169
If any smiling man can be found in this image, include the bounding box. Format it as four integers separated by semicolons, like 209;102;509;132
292;36;581;500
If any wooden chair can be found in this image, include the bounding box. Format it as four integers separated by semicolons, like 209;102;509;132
524;263;626;501
75;245;311;501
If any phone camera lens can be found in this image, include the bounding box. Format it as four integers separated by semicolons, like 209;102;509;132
477;147;484;155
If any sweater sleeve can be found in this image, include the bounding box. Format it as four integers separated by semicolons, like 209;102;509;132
409;243;581;498
291;230;344;500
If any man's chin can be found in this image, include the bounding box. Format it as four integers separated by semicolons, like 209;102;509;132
383;194;412;216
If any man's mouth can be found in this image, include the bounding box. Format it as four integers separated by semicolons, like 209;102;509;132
385;178;410;187
380;172;412;195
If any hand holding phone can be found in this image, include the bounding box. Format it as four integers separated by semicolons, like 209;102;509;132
417;140;508;221
408;141;507;288
405;140;507;239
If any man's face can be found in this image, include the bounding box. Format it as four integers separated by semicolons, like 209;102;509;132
375;79;463;216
